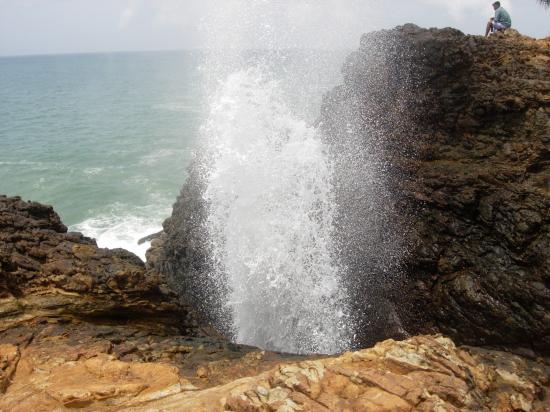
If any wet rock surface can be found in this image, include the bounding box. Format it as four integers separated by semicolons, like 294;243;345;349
319;26;550;351
149;160;233;335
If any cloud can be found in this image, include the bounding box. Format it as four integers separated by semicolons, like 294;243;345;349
118;0;138;29
154;0;196;27
418;0;491;20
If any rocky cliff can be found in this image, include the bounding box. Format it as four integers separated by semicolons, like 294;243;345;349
319;26;550;351
158;27;550;352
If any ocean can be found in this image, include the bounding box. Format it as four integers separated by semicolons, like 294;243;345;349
0;50;346;260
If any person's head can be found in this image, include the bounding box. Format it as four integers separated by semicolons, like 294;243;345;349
492;1;501;10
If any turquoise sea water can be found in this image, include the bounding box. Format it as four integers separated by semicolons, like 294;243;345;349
0;50;345;259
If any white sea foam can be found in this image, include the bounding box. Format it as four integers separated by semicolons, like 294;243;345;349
70;204;167;261
0;160;41;165
83;167;103;176
202;68;352;354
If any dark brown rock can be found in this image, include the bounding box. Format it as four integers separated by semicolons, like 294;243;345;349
149;162;232;336
319;26;550;351
0;195;200;333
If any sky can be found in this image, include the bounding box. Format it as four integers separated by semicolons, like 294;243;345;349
0;0;548;56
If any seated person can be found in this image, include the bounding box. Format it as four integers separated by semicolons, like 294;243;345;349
486;1;512;36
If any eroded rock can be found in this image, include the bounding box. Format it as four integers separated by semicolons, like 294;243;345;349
0;195;200;333
122;335;550;411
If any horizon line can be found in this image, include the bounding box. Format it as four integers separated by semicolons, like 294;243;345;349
0;47;354;59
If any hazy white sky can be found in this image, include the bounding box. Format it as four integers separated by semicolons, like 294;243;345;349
0;0;548;56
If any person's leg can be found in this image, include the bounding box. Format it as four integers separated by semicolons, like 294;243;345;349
486;19;494;37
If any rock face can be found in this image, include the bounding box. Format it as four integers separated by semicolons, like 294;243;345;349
147;163;229;333
319;26;550;351
124;335;550;411
4;334;545;411
0;195;197;334
156;27;549;352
